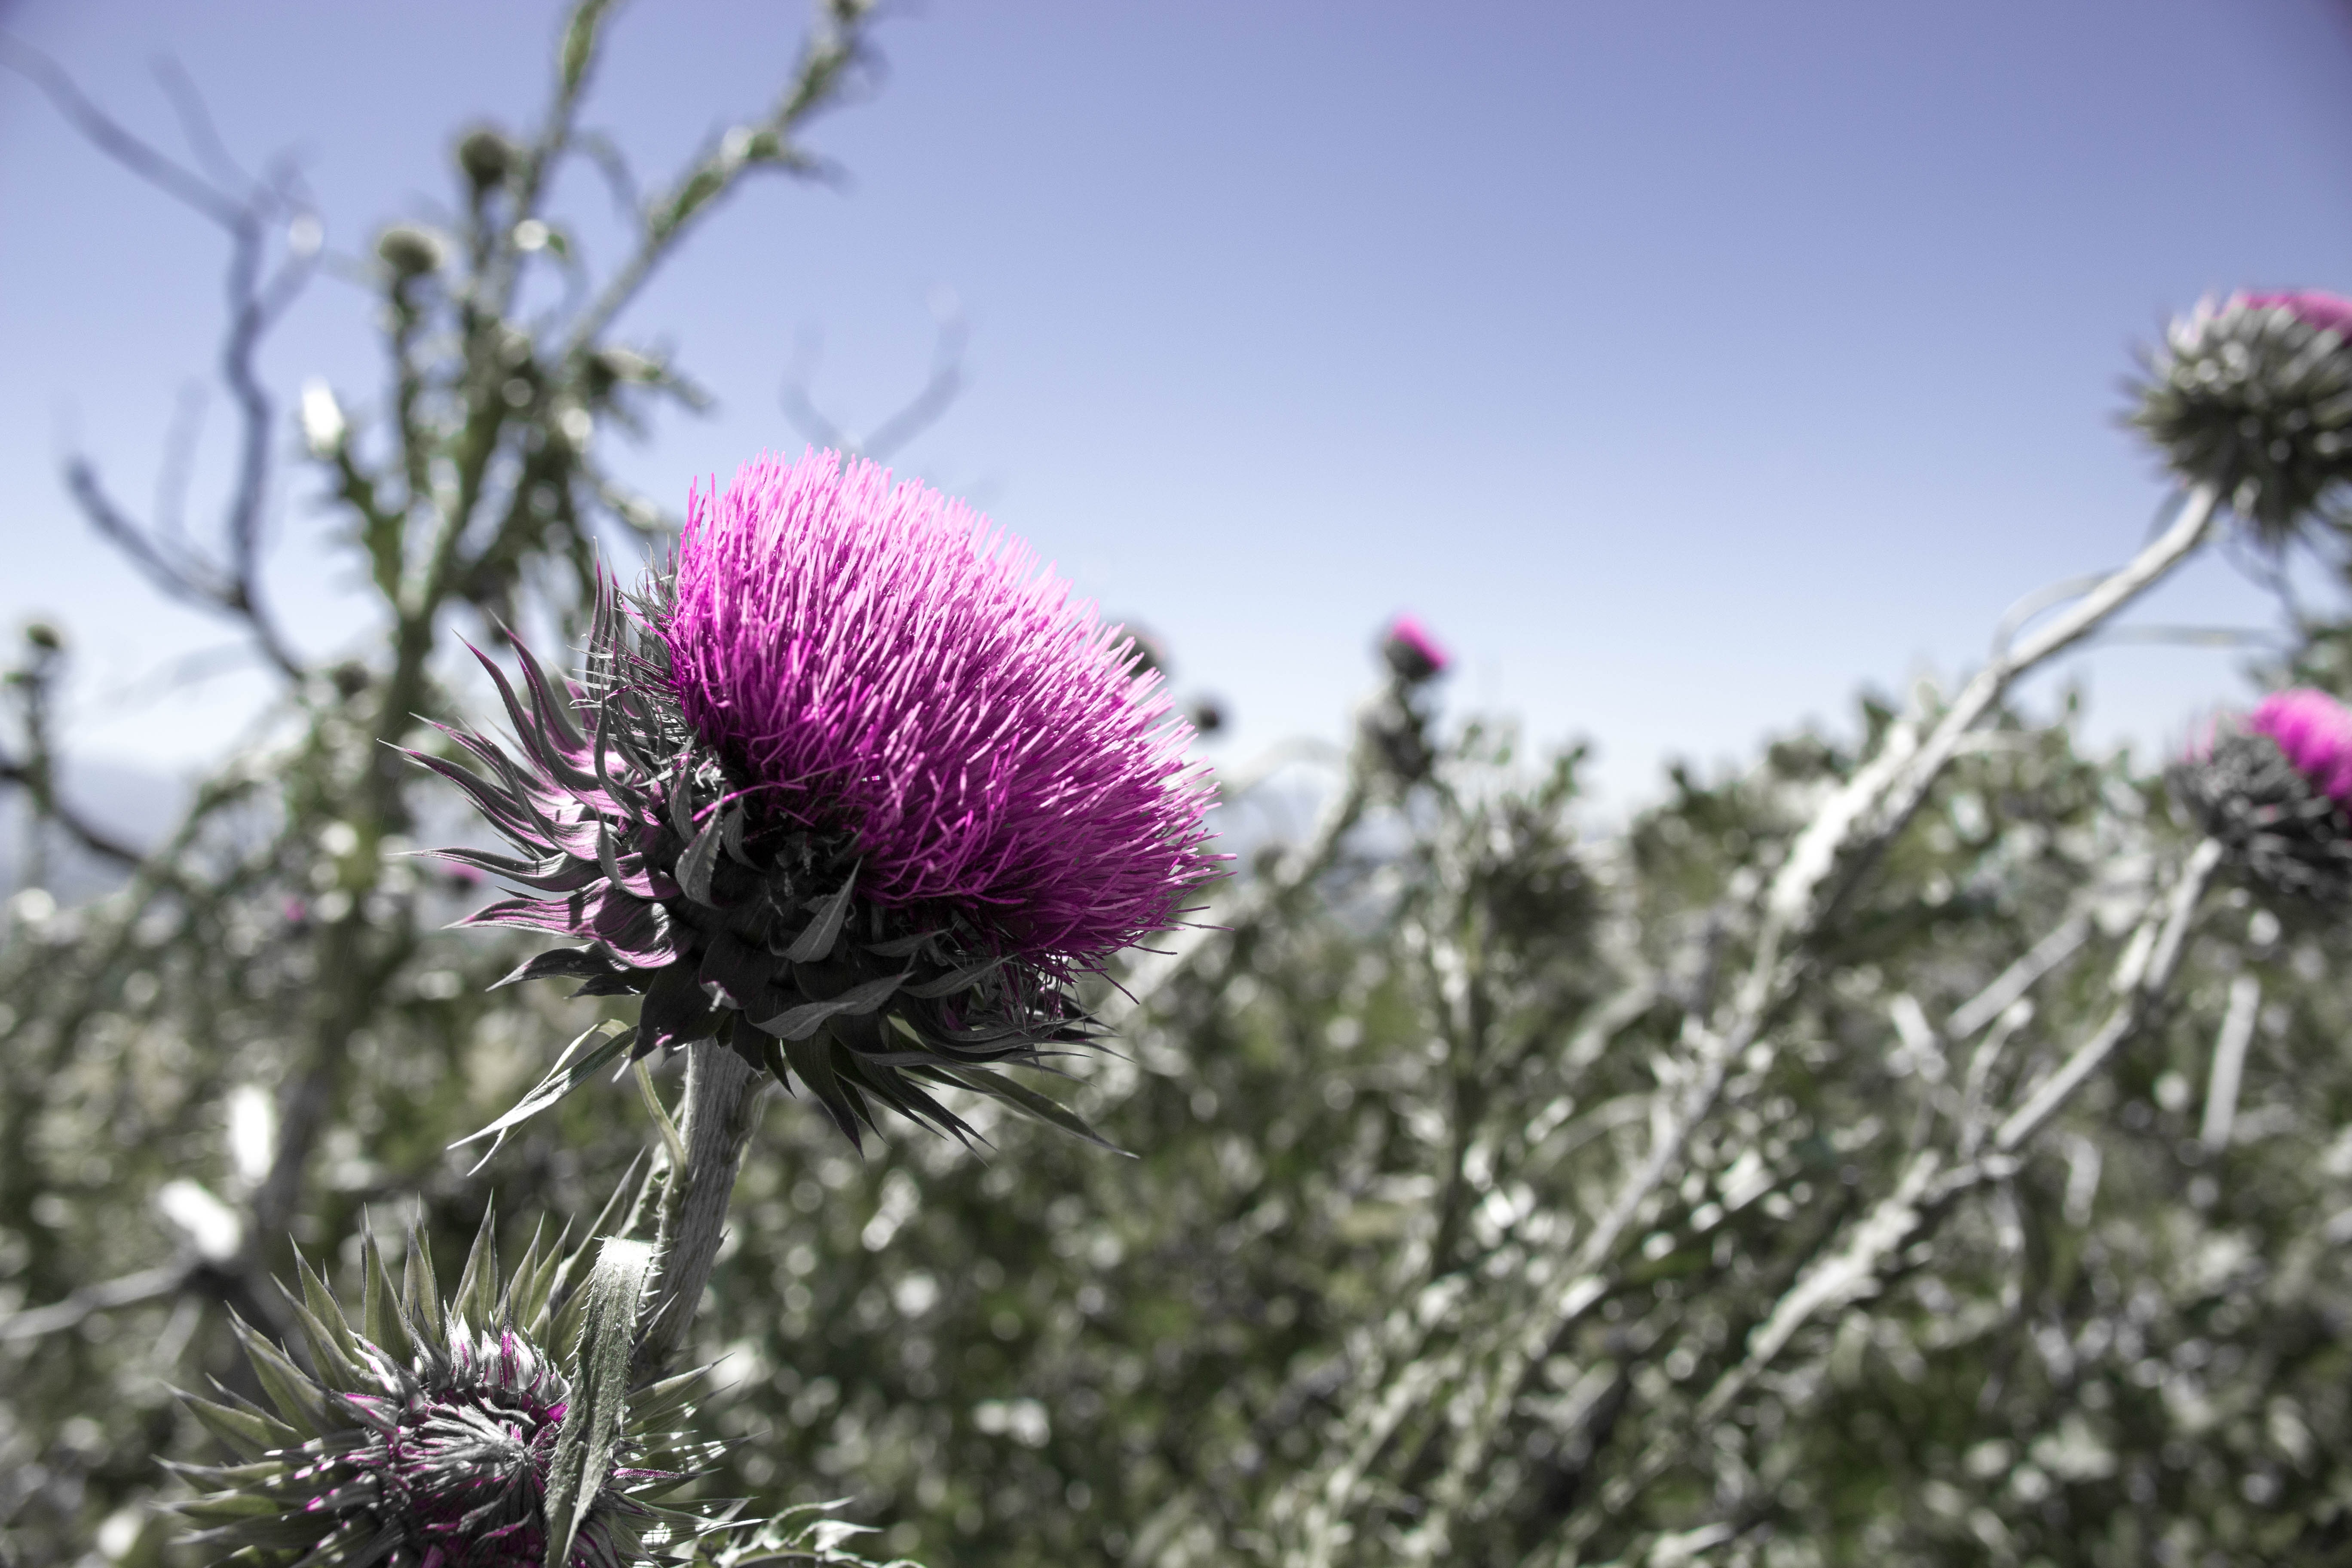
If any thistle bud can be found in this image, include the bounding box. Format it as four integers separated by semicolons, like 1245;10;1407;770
175;1209;722;1566
22;621;61;653
456;124;520;193
1380;613;1450;685
2250;686;2352;804
2170;688;2352;905
375;224;448;281
2132;290;2352;544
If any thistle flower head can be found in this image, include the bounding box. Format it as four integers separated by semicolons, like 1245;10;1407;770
664;453;1212;959
423;452;1219;1151
175;1205;720;1566
2248;686;2352;805
2131;289;2352;544
1380;614;1450;685
2170;689;2352;906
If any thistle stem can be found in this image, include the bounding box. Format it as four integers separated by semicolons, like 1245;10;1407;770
635;1039;761;1373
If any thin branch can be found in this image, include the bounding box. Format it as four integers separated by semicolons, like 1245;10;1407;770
0;1262;188;1343
783;305;969;462
1994;837;2223;1151
0;36;242;225
1945;910;2092;1040
151;55;253;195
2199;972;2261;1151
573;128;645;224
559;0;877;362
1843;484;2219;909
0;748;144;868
153;382;208;551
3;36;312;681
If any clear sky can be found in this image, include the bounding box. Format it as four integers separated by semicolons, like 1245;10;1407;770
5;0;2352;814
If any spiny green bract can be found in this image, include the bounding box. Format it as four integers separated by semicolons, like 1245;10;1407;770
172;1205;720;1568
2132;291;2352;543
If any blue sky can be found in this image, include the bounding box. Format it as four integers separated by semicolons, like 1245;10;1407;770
5;1;2352;812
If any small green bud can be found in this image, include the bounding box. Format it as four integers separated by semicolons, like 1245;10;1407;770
584;346;659;398
22;622;61;653
454;124;518;193
374;224;446;280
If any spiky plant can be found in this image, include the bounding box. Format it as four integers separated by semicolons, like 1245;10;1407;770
174;1203;724;1566
421;450;1219;1150
2171;687;2352;906
2132;288;2352;544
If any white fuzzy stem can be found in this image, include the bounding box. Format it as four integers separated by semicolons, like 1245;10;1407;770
635;1040;761;1373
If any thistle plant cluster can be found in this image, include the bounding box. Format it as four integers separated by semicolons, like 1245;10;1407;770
12;3;2352;1562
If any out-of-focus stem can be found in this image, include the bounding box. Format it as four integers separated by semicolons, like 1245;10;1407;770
1546;837;2227;1563
1994;836;2222;1151
634;1039;762;1373
1348;490;2224;1568
1840;482;2220;910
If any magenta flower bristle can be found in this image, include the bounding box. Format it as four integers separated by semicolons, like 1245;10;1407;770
2171;688;2352;905
1381;613;1451;684
661;451;1215;965
2242;289;2352;340
2250;687;2352;805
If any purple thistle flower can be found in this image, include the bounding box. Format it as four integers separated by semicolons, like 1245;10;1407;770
1380;614;1451;685
2132;289;2352;541
2170;690;2352;906
175;1210;721;1567
422;451;1220;1150
2249;686;2352;805
662;452;1214;963
2242;289;2352;341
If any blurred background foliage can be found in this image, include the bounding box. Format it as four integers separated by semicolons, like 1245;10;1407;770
6;5;2352;1567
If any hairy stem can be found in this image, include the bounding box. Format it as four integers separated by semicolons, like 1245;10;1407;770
635;1039;763;1373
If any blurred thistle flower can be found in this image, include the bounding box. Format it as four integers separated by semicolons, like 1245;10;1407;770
456;124;520;194
175;1204;724;1566
1363;615;1450;787
375;224;448;282
2171;687;2352;905
2131;289;2352;544
1381;613;1451;685
423;450;1219;1148
2249;686;2352;804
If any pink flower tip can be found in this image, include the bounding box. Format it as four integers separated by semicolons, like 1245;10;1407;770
1381;614;1451;683
2241;290;2352;340
662;450;1218;965
2249;687;2352;805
